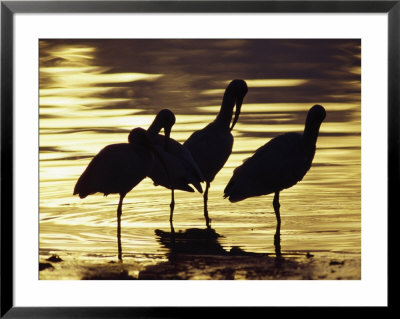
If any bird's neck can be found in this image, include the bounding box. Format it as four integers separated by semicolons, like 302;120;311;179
215;93;235;128
303;122;321;150
147;121;162;137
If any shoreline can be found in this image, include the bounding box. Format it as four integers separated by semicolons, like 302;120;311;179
39;228;360;280
39;251;360;280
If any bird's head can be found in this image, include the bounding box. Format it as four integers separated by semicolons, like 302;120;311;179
228;79;248;131
306;104;326;127
148;109;176;151
159;109;176;149
303;104;326;144
128;127;149;146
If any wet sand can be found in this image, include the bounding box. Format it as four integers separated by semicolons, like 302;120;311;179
39;228;360;280
39;252;360;280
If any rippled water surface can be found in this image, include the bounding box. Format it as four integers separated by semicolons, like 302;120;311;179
39;39;361;276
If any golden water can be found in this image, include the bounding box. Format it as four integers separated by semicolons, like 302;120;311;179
39;39;361;270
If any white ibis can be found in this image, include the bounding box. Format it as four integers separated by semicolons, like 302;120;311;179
184;79;248;228
224;104;326;256
146;110;204;231
73;110;174;261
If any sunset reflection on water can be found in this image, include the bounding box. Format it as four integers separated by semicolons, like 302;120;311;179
39;39;361;277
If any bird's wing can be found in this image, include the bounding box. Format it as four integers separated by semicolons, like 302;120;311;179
74;143;152;198
225;133;308;201
164;135;204;183
149;134;203;192
148;144;189;191
184;124;233;182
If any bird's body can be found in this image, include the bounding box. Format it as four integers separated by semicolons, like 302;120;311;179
73;109;175;261
224;132;313;202
224;104;326;256
74;142;153;199
184;121;233;183
184;79;248;228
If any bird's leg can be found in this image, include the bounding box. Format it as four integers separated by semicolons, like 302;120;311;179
170;189;175;234
167;189;176;253
203;181;211;229
117;194;125;262
273;191;282;258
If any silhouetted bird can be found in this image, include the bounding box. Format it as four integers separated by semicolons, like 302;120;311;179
73;110;174;261
147;111;204;230
224;105;326;256
184;79;248;228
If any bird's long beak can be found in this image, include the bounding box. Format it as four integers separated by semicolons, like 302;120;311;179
164;127;171;152
230;97;243;131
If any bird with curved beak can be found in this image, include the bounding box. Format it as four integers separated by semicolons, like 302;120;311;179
147;109;204;232
230;88;245;131
224;105;326;257
147;109;175;152
184;79;248;228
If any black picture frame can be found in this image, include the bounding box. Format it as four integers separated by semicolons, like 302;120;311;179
1;1;395;317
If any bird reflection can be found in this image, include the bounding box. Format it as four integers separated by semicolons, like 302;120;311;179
224;105;326;257
184;79;248;228
136;228;300;280
146;111;204;233
73;110;174;262
155;228;225;256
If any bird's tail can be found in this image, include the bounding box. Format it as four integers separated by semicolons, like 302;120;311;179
73;178;90;199
192;180;203;194
223;179;233;199
223;192;242;203
223;179;242;202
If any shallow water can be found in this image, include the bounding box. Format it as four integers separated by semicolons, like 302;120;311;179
39;39;361;277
